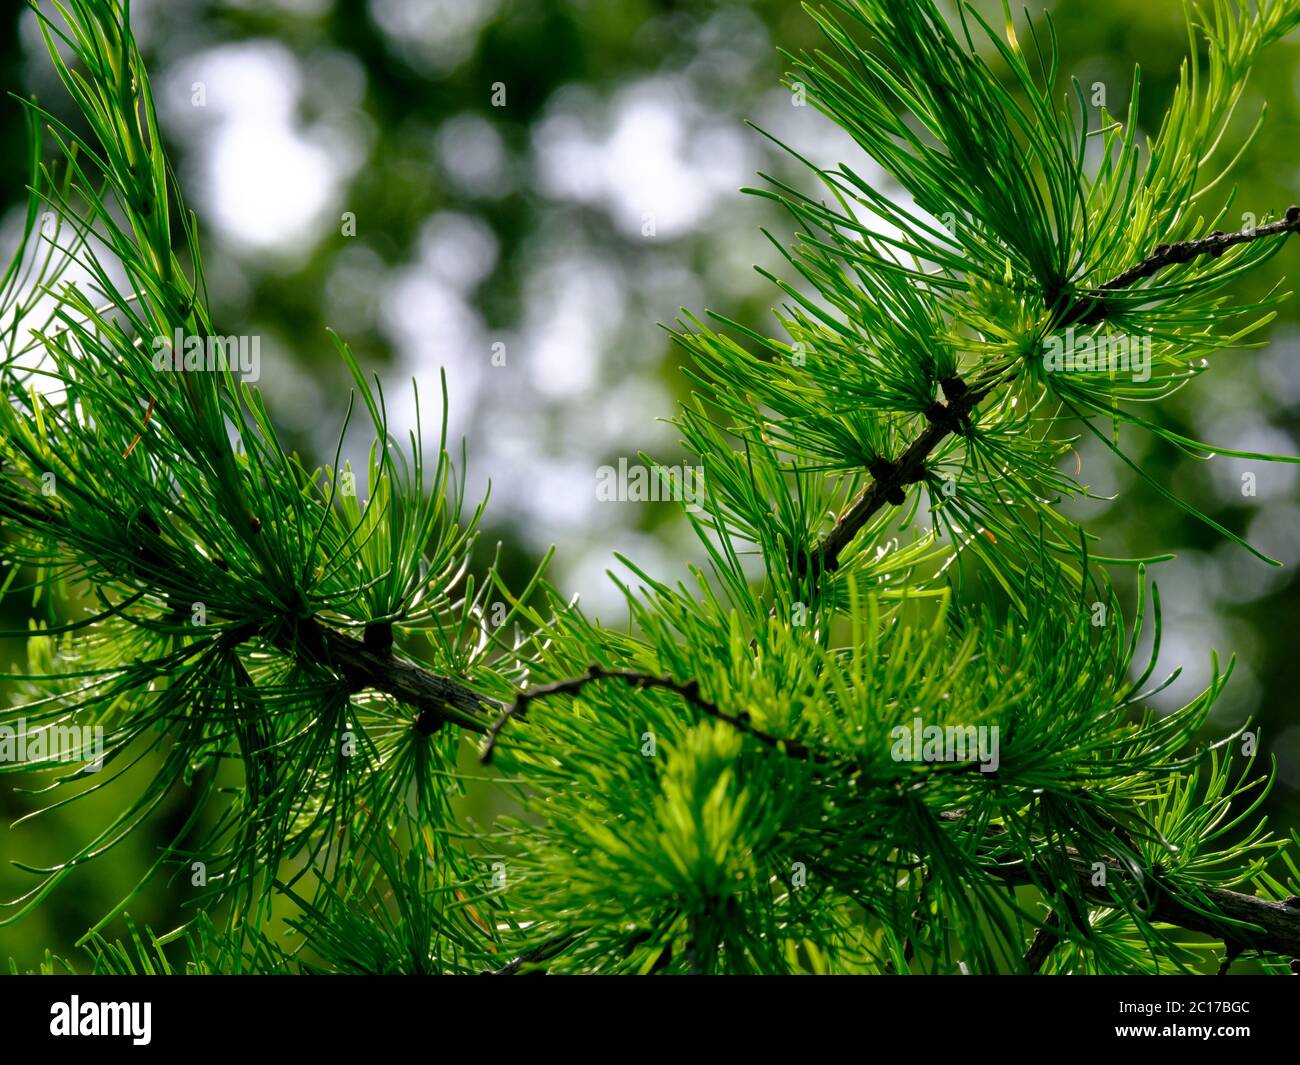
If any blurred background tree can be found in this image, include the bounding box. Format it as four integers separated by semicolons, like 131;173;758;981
2;0;1298;969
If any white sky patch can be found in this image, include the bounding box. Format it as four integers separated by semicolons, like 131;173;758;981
436;114;513;198
1258;330;1300;407
380;272;484;376
207;122;334;252
418;212;499;293
221;0;333;15
754;85;912;259
562;533;700;621
376;209;507;446
1247;502;1300;569
159;41;360;257
377;265;488;455
0;207;135;393
595;378;673;441
1132;550;1263;720
521;251;626;398
533;78;757;240
527;310;599;398
1201;423;1300;502
368;0;502;75
513;457;605;539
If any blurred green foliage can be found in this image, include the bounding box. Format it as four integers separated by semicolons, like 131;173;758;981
2;0;1298;970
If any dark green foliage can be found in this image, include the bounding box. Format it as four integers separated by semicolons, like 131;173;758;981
3;0;1300;974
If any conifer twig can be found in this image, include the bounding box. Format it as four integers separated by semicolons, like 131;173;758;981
0;489;501;734
482;932;580;975
807;210;1300;575
900;868;935;967
1093;207;1300;294
1021;910;1064;975
1023;898;1088;975
812;371;1001;574
479;664;818;764
1216;940;1245;976
314;623;500;734
941;811;1300;959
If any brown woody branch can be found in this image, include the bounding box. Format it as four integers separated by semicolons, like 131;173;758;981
0;489;501;735
1022;896;1089;975
5;214;1298;741
1094;207;1300;294
803;210;1300;577
942;811;1300;961
493;830;1300;974
807;372;996;576
483;932;583;975
312;622;500;735
479;663;820;764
